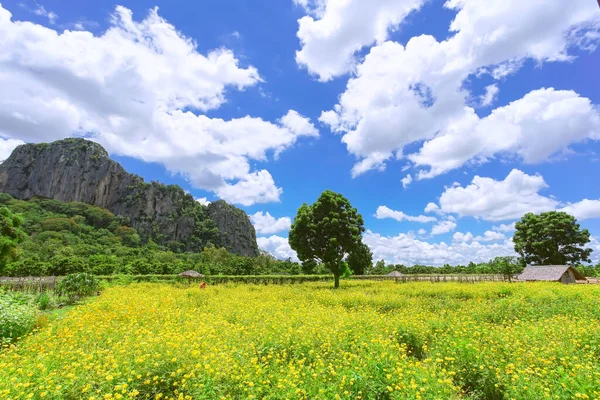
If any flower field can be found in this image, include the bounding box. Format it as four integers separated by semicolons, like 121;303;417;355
1;282;599;399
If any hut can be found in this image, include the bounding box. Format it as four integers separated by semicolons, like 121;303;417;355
387;271;404;278
518;265;587;284
178;270;204;285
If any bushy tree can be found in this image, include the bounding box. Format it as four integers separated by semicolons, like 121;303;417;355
0;207;27;272
289;190;364;288
514;211;592;266
346;241;373;275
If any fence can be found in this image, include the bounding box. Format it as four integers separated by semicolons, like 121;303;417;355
1;273;516;292
0;276;60;292
352;274;512;283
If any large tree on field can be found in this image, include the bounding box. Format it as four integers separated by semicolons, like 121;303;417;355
513;211;592;266
0;206;27;271
289;190;365;288
347;241;373;276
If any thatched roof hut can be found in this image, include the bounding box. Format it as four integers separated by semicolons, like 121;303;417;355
178;270;204;279
387;271;404;277
518;265;586;284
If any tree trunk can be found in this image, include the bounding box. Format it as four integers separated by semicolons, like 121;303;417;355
334;273;340;289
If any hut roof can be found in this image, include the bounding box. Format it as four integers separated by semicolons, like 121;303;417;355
387;271;404;277
178;270;204;278
518;265;586;281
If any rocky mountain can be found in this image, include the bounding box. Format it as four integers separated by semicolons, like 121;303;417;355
0;138;259;257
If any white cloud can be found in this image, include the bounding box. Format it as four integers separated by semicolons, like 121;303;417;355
560;199;600;221
195;197;211;206
417;228;427;235
492;222;516;233
251;212;292;235
364;230;515;266
431;220;457;235
401;173;412;189
0;5;318;206
480;84;499;107
19;2;58;24
424;202;441;214
410;88;600;179
215;170;282;206
257;235;299;261
319;0;600;178
474;230;505;242
375;205;436;223
437;169;558;221
453;231;473;243
0;138;25;162
295;0;426;81
33;4;57;24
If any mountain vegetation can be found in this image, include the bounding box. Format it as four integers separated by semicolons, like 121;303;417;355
0;194;303;277
0;138;259;256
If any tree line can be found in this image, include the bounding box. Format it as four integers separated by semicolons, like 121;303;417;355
0;191;598;284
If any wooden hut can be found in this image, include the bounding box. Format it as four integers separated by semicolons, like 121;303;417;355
518;265;587;284
178;270;204;285
387;271;404;277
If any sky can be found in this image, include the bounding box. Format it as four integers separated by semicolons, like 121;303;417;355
0;0;599;266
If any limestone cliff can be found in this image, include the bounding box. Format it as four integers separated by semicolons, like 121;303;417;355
0;138;259;257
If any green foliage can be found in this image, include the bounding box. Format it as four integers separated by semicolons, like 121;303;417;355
0;194;303;277
0;206;27;272
346;241;373;275
0;290;38;344
56;273;99;304
289;190;365;288
514;211;592;266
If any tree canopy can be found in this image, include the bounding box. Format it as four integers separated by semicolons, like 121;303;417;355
288;190;365;288
0;206;27;268
347;241;373;276
513;211;592;266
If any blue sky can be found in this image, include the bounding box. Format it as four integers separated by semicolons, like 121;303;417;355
0;0;599;265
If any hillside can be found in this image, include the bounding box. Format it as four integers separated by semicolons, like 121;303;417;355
0;138;258;257
0;194;301;276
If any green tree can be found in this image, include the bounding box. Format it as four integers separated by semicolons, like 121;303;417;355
0;207;27;272
346;241;373;275
289;190;365;288
514;211;592;266
489;256;522;281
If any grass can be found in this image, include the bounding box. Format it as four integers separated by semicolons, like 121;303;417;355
0;281;599;399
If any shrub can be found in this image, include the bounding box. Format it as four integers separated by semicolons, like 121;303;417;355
56;273;99;304
0;291;38;344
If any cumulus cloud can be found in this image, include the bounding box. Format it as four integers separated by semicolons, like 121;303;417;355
257;235;299;261
318;0;600;178
295;0;426;81
363;230;516;266
430;220;457;236
492;223;516;233
560;199;600;221
424;202;441;214
375;205;436;223
436;169;558;221
251;212;292;235
453;231;474;243
410;88;600;179
0;5;318;206
427;170;600;223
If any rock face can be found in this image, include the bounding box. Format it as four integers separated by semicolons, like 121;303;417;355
207;200;260;259
0;138;259;257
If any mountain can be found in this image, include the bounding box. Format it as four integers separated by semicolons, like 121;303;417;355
0;138;259;257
